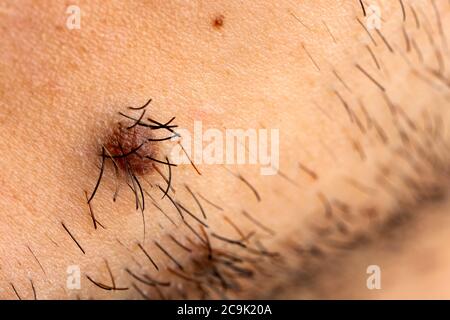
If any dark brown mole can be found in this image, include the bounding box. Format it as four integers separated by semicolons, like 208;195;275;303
212;14;224;29
104;123;157;176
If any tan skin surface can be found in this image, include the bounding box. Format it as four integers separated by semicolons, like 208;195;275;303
0;0;449;299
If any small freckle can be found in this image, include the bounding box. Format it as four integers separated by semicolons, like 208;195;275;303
212;14;224;29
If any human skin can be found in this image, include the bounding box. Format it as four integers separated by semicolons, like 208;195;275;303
0;0;449;299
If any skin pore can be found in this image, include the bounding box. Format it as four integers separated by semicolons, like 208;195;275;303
0;0;449;299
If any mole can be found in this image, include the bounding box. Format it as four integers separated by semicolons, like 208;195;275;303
102;119;164;177
87;99;180;205
212;14;224;29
